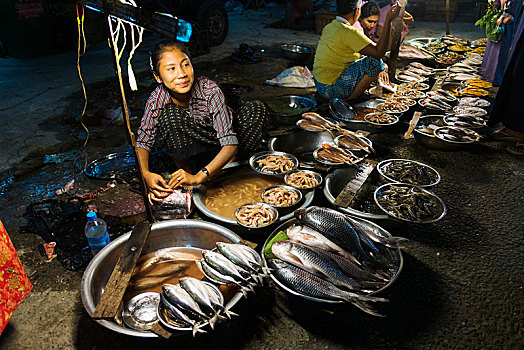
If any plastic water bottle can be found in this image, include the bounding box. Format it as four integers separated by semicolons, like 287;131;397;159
85;212;110;255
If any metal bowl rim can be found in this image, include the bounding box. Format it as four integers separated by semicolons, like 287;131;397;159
249;151;299;175
373;182;447;224
261;185;303;208
261;217;404;303
80;219;242;338
284;169;323;189
234;202;279;228
376;158;441;187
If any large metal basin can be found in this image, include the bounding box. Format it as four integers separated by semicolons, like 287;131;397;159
193;162;314;226
323;167;400;228
80;219;242;338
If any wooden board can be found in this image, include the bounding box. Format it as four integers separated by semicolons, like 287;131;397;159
333;160;378;208
404;111;421;139
92;221;152;319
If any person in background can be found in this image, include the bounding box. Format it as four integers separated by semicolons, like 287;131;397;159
487;7;524;155
285;0;330;30
353;1;381;39
136;41;268;204
372;0;413;48
313;0;399;100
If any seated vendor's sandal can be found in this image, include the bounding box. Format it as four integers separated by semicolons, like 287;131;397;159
506;141;524;156
488;129;522;143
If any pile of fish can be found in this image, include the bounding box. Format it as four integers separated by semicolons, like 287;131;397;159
397;63;429;83
286;170;320;189
463;53;483;66
453;106;488;118
336;130;374;152
315;143;360;165
297;112;343;137
436;51;462;65
420;90;457;111
256;154;295;174
379;160;439;186
267;206;407;316
435;126;479;143
398;45;428;59
398;81;429;91
376;185;442;222
236;203;277;228
159;277;234;336
199;243;267;296
457;97;490;107
444;115;487;129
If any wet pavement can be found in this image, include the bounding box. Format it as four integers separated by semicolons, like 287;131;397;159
1;5;523;350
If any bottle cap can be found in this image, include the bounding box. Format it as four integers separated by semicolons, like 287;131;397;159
87;211;97;221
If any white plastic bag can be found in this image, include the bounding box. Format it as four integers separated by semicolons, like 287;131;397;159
265;66;315;88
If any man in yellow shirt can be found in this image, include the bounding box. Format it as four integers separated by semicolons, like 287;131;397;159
313;0;400;100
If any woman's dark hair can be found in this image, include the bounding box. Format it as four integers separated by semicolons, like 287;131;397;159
150;40;191;75
360;2;380;19
336;0;361;15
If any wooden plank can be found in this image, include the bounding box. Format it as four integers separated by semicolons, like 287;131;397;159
239;239;258;250
388;0;408;82
150;322;173;339
92;221;152;319
404;111;421;139
333;160;378;208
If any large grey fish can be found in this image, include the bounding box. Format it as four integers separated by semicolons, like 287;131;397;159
162;284;209;321
268;259;387;317
286;224;361;265
295;206;372;264
201;280;239;319
160;293;206;337
344;215;408;249
271;240;377;293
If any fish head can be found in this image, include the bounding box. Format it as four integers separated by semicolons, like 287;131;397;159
294;206;316;220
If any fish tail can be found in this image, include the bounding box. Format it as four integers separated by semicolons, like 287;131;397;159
209;314;218;330
351;301;386;317
385;236;409;249
360;280;388;289
225;308;239;318
192;326;207;337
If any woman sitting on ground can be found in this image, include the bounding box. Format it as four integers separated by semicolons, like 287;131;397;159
372;0;414;48
313;0;399;100
353;1;380;39
136;40;268;204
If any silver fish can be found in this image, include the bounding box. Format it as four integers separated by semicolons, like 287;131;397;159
271;240;371;293
160;293;206;337
162;284;209;321
268;259;387;317
286;224;361;265
215;243;264;284
198;260;253;297
179;277;225;328
202;250;253;285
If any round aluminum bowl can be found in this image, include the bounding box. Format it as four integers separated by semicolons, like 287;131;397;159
266;95;317;118
261;218;403;303
249;151;299;175
261;185;303;208
284;169;323;189
80;219;243;338
323;167;397;227
413;115;452;150
443;114;487;129
374;183;447;224
235;202;279;228
377;159;441;188
280;44;315;62
364;112;400;126
193;163;315;227
329;98;357;122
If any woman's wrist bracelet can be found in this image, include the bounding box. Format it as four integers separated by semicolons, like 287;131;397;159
200;167;210;177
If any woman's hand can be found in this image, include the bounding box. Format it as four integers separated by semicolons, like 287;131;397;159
143;171;172;205
168;168;206;189
378;71;390;85
386;2;401;22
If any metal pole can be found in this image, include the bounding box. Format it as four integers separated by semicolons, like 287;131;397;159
103;0;155;222
389;0;408;82
446;0;450;35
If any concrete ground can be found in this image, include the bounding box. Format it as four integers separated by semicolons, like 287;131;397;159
1;4;523;350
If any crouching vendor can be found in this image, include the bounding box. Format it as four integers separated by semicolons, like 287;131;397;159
312;0;400;100
136;40;269;204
